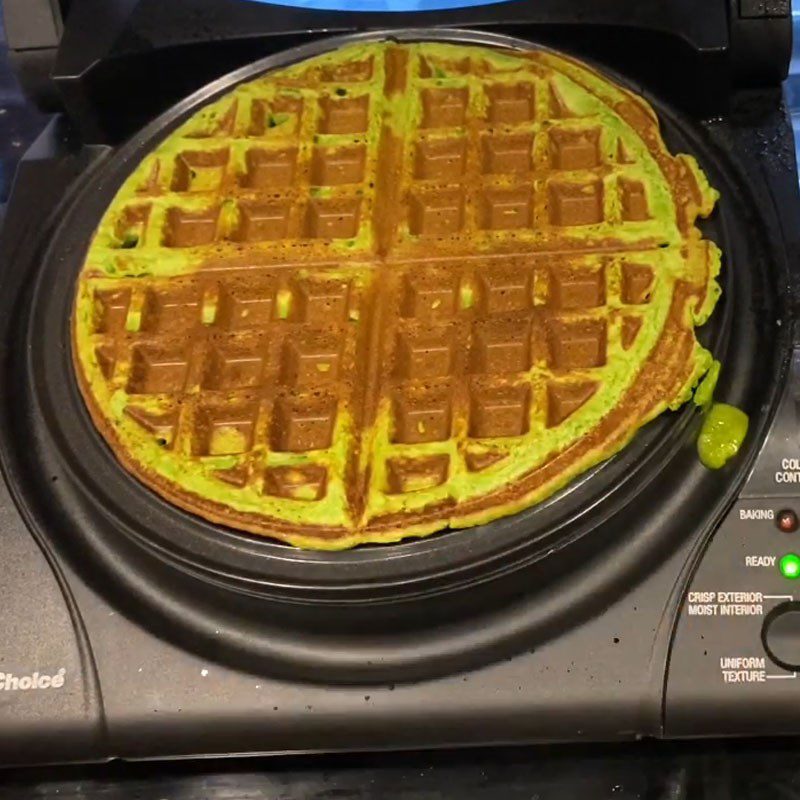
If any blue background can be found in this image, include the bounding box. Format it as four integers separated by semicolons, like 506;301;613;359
240;0;510;12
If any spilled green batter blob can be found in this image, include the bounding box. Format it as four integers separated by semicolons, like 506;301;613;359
693;360;748;469
697;403;749;469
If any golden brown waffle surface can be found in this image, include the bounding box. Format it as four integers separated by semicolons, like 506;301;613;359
72;40;721;548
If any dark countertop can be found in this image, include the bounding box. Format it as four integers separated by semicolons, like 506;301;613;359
7;739;800;799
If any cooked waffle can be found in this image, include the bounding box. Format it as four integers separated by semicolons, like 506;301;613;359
72;40;720;549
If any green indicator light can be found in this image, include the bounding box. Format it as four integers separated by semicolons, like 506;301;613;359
779;553;800;579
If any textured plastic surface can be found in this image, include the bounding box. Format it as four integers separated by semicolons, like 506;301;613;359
0;27;795;767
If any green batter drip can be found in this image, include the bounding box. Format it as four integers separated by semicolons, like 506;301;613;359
698;404;749;469
693;359;720;409
694;360;749;469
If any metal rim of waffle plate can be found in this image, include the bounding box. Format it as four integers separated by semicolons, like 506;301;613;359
5;28;785;681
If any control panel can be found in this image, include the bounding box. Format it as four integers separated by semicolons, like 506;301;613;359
666;349;800;736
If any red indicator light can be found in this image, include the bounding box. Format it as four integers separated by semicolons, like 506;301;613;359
777;509;799;533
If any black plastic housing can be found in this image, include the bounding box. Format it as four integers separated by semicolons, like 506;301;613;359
0;21;798;767
2;0;789;142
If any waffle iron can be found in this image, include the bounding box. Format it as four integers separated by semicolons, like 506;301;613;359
1;0;799;767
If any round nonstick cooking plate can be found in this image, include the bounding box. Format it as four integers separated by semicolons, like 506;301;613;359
1;29;784;682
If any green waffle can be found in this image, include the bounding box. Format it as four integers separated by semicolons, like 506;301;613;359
72;40;720;549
